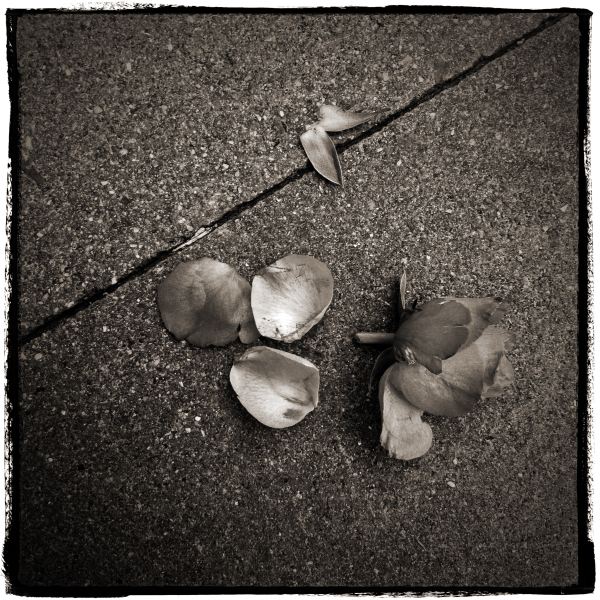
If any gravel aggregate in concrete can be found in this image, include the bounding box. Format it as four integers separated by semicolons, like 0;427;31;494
16;11;551;334
15;13;580;589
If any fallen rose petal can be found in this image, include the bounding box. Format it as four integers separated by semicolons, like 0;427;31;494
157;258;259;347
300;126;343;185
251;255;334;342
311;104;383;132
481;353;515;398
369;347;396;392
230;346;319;429
379;366;433;460
389;326;515;417
394;297;506;374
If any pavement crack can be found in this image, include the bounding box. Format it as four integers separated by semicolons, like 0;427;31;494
17;12;566;347
336;12;567;155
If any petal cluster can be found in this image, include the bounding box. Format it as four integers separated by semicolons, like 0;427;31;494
379;297;515;460
158;254;334;429
300;104;384;185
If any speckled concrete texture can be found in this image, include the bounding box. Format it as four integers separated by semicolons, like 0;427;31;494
15;12;581;589
15;10;551;334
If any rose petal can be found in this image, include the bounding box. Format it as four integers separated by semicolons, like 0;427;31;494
482;354;515;398
369;347;396;392
379;366;433;460
300;126;343;185
390;362;477;417
230;346;319;428
157;258;258;347
390;326;514;416
394;297;506;374
251;255;334;342
312;104;383;133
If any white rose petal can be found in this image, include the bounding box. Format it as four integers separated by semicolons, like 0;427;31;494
251;255;333;342
230;346;319;429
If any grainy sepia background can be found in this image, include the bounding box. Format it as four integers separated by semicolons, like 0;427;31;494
9;8;588;589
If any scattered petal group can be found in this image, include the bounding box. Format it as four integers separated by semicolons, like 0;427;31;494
158;254;333;429
158;258;514;456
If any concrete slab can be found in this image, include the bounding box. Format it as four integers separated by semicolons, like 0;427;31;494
15;10;552;334
15;14;580;588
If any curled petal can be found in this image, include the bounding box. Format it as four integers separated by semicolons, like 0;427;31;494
379;366;433;460
311;104;383;133
390;326;515;417
157;258;259;347
369;347;396;392
300;126;343;185
251;255;334;342
230;346;319;428
394;297;506;374
390;362;476;417
482;354;514;398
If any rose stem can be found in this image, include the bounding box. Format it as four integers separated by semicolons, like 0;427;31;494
353;332;395;345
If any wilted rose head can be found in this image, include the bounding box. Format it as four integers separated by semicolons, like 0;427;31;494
356;280;515;461
393;297;506;374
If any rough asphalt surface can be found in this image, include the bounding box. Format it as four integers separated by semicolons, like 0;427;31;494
12;10;584;589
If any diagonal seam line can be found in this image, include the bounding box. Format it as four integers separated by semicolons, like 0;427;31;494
337;13;567;154
17;12;566;347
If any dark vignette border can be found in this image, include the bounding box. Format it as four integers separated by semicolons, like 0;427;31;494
3;5;594;596
576;8;595;593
